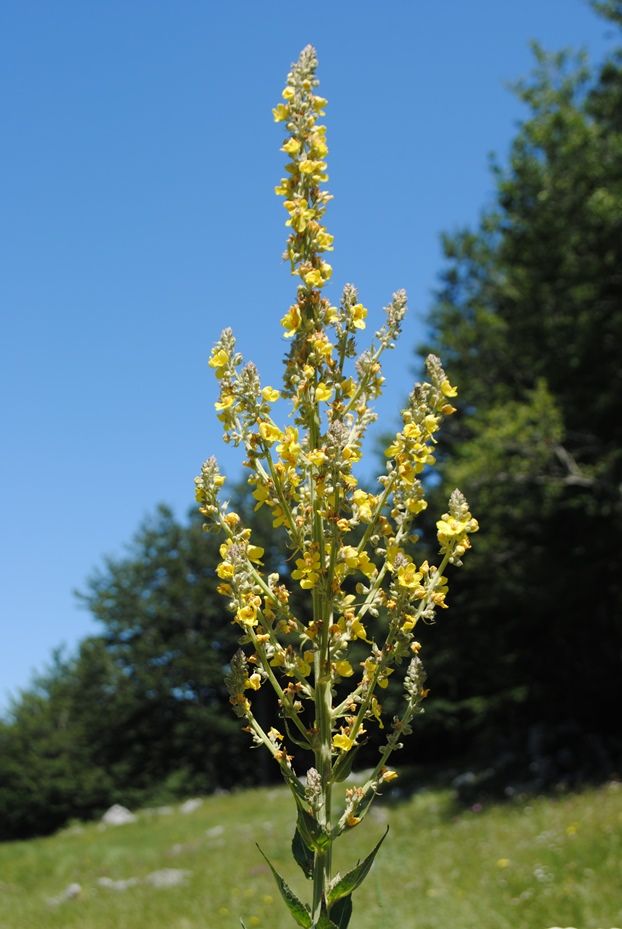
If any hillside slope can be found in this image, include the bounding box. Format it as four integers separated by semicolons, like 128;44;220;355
0;780;620;929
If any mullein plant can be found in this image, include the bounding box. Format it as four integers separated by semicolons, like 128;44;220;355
195;45;478;929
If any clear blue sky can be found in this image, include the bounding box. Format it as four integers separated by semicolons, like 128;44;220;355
0;1;614;712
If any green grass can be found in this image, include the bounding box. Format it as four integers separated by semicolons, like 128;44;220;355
0;779;620;929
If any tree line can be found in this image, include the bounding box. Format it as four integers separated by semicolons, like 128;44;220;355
2;0;621;839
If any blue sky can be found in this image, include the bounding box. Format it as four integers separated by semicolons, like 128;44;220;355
0;1;614;711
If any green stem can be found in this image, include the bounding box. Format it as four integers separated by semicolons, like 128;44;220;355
250;632;314;746
333;553;451;781
309;369;333;927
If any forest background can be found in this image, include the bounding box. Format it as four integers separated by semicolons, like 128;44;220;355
1;0;621;840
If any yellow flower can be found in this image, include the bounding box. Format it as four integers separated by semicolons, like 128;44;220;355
357;552;376;578
307;449;327;467
333;733;353;752
280;304;301;337
208;348;229;378
407;496;428;515
247;545;264;564
301;158;327;176
316;230;334;250
350;303;367;329
352;490;376;523
282;86;295;101
247;673;262;691
276;427;301;466
291;548;321;589
237;604;258;627
340;545;359;569
262;386;281;402
441;377;458;398
259;421;282;445
272;103;289;122
397;562;423;590
214;393;234;411
436;515;479;557
274;178;291;196
315;382;333;402
304;268;323;287
335;660;353;677
216;562;234;580
310;134;328;158
381;769;398;783
370;696;384;728
281;137;301;154
308;335;334;364
350;618;368;640
271;505;287;528
401;614;417;634
288;203;316;233
252;483;271;510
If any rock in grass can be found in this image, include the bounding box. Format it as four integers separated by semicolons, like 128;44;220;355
97;876;140;891
145;869;190;888
46;882;81;906
101;804;137;826
180;798;203;814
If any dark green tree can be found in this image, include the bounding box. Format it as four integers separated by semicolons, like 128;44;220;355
79;497;293;796
0;495;288;839
0;645;118;838
414;3;622;783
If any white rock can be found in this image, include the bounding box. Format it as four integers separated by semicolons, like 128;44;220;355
143;805;174;817
47;882;81;906
146;868;190;888
206;825;224;838
101;804;137;826
180;798;203;814
97;876;140;891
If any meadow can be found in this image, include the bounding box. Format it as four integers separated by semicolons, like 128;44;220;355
0;777;620;929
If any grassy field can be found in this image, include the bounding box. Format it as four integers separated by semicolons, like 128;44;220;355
0;778;620;929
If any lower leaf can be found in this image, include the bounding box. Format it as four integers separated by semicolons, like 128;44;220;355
292;825;314;879
329;894;353;929
327;826;389;904
256;844;312;928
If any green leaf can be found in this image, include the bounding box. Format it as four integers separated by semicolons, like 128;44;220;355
296;806;330;851
240;921;248;929
256;845;312;928
332;745;359;782
315;914;340;929
327;827;389;904
292;825;314;879
329;895;353;929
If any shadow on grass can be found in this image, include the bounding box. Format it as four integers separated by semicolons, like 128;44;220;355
377;722;621;817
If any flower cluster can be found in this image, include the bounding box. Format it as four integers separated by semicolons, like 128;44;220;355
196;44;478;929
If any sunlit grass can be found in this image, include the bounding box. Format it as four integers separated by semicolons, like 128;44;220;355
0;780;620;929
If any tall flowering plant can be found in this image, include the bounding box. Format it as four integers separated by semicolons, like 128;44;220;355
195;46;478;929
